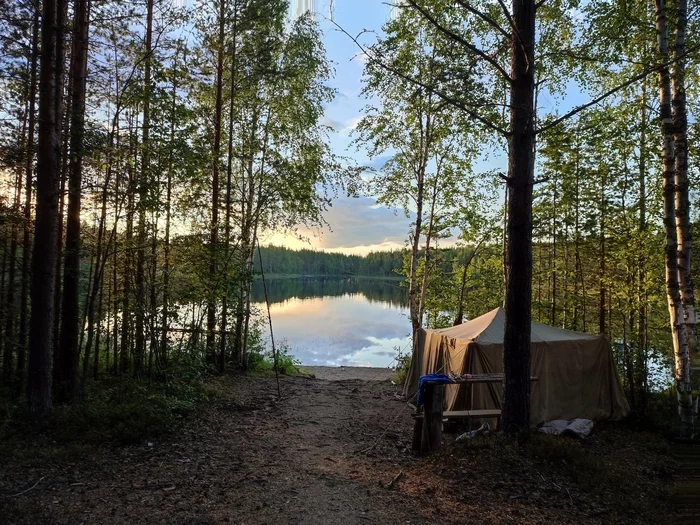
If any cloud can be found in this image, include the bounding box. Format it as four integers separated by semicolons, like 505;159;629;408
351;52;368;66
323;241;405;256
321;116;344;132
260;196;410;254
314;195;410;250
369;155;391;171
341;115;363;136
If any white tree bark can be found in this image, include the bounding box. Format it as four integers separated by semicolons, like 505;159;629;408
656;0;695;429
671;0;698;370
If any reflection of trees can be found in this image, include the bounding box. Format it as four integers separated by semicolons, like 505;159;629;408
250;277;407;307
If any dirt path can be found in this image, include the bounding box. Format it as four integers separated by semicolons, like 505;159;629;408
2;374;429;525
1;373;673;525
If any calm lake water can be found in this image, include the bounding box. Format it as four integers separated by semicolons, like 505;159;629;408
250;278;411;367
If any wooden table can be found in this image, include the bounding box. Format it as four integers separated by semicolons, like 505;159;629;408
411;374;538;454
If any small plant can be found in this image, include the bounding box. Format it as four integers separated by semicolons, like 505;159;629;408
249;339;312;377
390;345;412;384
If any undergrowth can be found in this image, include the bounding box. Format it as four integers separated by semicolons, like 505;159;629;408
0;355;211;466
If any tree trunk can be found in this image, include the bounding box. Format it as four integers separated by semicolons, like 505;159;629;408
501;0;536;436
598;176;606;337
3;173;22;383
638;80;648;410
160;59;178;369
417;176;439;327
207;0;225;361
57;0;91;404
220;4;239;374
0;233;8;372
502;183;509;297
573;152;583;331
134;0;154;378
95;267;106;381
113;95;121;375
550;176;557;325
81;165;109;395
120;110;136;375
148;212;158;378
655;0;695;430
17;7;40;390
52;0;72;375
408;103;431;343
671;0;697;369
52;118;68;375
28;0;66;425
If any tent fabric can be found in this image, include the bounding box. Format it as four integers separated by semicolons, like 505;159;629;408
403;308;630;425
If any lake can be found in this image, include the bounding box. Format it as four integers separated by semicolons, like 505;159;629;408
250;277;411;367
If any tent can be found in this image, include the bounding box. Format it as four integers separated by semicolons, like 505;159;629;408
403;307;630;425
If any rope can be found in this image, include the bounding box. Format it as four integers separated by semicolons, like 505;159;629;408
257;242;281;400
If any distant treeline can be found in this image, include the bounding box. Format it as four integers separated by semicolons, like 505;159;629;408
255;245;405;277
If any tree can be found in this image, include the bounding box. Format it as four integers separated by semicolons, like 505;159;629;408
355;9;482;345
655;0;695;430
27;0;67;424
57;0;92;403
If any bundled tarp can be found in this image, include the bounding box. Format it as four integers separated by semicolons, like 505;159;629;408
403;308;630;425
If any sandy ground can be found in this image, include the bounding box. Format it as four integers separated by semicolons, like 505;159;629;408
304;366;395;382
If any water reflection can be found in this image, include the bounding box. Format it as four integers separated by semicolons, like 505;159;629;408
251;278;410;367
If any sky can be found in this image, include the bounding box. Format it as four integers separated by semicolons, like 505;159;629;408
265;0;419;255
271;1;595;255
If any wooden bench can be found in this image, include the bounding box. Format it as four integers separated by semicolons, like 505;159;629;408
412;409;502;420
411;375;538;454
412;405;502;452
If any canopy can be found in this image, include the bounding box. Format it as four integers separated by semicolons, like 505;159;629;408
403;308;630;425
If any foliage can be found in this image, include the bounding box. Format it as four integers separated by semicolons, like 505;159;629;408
0;355;210;455
248;340;310;377
256;245;405;277
390;346;412;385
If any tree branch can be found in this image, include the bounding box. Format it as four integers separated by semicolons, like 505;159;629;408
537;42;700;134
328;19;508;136
405;0;512;82
454;0;510;40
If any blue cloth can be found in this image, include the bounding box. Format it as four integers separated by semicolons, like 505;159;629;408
416;373;453;406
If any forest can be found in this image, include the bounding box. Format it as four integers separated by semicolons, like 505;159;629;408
0;0;698;521
0;0;698;463
255;245;404;277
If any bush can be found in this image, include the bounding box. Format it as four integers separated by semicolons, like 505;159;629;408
249;339;310;376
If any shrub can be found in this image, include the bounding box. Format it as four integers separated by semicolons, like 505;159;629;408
249;339;311;376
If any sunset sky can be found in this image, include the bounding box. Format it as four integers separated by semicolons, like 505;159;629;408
274;1;583;255
266;1;417;255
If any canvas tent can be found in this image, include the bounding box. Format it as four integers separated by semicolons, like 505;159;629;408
403;307;630;425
